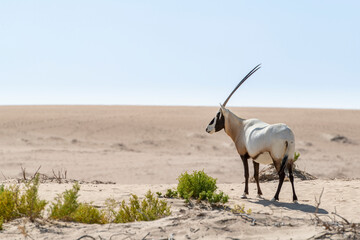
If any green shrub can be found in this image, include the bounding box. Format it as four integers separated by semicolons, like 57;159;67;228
0;175;46;226
0;185;20;221
49;183;80;221
199;190;229;204
294;152;300;162
165;189;178;198
17;174;47;222
71;203;106;224
101;198;117;223
177;170;228;204
156;189;178;198
114;190;171;223
1;180;172;226
49;183;107;224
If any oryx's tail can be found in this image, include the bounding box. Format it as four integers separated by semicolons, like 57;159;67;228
279;141;289;173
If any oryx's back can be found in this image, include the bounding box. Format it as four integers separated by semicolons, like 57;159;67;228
244;119;295;161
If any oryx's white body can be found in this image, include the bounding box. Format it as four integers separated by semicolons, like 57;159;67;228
221;108;295;168
205;64;298;202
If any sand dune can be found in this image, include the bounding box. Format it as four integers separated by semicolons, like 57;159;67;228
0;106;359;239
1;106;359;183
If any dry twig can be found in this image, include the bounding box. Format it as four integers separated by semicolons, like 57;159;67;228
1;171;7;180
310;187;360;239
52;169;67;183
76;235;96;240
32;166;41;180
21;165;27;181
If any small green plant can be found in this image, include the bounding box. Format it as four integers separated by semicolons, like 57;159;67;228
0;175;47;228
294;152;300;162
177;170;228;204
0;185;20;221
101;198;118;223
1;180;172;227
114;190;171;223
199;190;229;204
156;192;162;197
71;203;105;224
49;183;106;224
49;183;80;221
165;189;178;198
17;174;47;222
232;204;252;215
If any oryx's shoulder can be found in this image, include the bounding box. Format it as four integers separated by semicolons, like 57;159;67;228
243;118;269;128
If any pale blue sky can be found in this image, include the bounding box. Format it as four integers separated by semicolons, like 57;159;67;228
0;1;359;109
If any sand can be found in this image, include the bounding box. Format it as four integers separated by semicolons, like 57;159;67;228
0;105;359;239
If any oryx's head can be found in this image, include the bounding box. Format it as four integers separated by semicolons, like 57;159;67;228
205;105;226;134
205;64;261;134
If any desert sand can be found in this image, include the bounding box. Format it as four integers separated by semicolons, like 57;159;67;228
0;105;359;239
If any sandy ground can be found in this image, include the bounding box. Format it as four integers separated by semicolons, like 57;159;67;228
0;105;360;239
1;180;359;239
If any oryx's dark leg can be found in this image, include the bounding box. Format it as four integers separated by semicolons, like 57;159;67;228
272;155;288;201
253;161;262;197
241;154;249;198
288;162;298;202
273;170;285;201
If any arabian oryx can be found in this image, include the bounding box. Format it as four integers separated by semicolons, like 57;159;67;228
205;64;298;202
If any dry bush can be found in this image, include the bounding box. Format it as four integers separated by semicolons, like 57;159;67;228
311;188;360;239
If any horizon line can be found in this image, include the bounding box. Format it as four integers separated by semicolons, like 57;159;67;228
0;104;359;111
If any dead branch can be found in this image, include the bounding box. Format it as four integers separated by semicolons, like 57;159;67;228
21;165;27;181
18;219;35;240
109;233;126;240
76;235;96;240
1;171;7;180
98;235;105;240
142;232;150;240
331;211;350;225
52;169;62;184
314;187;324;215
32;165;41;180
232;212;257;226
310;187;360;239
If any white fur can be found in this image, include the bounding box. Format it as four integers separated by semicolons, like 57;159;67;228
217;105;295;163
206;105;297;202
243;118;295;162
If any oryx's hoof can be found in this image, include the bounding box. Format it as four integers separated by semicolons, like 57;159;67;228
256;194;263;199
270;197;278;202
241;194;247;199
293;200;298;204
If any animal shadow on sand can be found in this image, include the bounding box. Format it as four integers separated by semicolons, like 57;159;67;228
248;198;328;214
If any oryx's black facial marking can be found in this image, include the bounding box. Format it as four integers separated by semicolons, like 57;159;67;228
206;110;225;134
214;111;225;132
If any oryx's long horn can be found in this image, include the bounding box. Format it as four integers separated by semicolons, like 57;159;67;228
223;64;261;107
